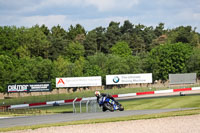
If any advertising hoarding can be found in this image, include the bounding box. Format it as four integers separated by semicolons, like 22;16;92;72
169;73;196;84
56;76;102;88
106;73;152;85
7;83;52;93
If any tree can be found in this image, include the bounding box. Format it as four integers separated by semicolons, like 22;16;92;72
64;41;85;63
25;25;51;58
120;20;134;34
187;48;200;77
67;24;86;43
71;57;85;77
40;24;50;36
86;52;108;72
84;63;103;77
143;26;156;51
125;55;143;74
148;43;192;81
106;54;130;74
110;41;132;58
0;55;15;92
167;26;199;47
86;52;108;82
105;21;121;53
14;57;53;83
154;23;165;37
0;26;20;57
52;56;73;87
130;34;146;55
83;30;98;56
48;25;68;60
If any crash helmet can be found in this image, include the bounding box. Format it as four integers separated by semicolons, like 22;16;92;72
95;91;100;97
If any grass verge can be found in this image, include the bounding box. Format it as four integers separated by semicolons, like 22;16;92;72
0;108;200;132
0;87;168;106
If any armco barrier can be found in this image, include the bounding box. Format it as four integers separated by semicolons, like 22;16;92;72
8;87;200;109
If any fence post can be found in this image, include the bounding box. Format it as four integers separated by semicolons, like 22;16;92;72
86;100;90;113
80;99;82;113
73;97;77;113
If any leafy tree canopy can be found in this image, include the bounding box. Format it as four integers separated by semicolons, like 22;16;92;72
110;41;132;58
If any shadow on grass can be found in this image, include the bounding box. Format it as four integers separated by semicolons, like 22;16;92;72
61;111;73;113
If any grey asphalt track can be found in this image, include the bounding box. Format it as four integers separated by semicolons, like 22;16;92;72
0;108;195;128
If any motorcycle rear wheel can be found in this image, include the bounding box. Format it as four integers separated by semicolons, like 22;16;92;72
104;102;114;112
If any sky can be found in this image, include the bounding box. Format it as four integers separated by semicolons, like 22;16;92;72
0;0;200;32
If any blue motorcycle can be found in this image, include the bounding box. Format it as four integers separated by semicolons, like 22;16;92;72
98;96;124;112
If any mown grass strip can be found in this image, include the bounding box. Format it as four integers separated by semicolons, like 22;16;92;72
1;108;200;132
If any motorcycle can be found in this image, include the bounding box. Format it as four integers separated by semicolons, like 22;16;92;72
98;96;124;112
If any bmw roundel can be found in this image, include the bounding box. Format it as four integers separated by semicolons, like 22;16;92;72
113;76;120;83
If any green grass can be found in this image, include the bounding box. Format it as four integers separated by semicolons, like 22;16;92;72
1;108;200;132
0;87;168;106
121;95;200;110
45;95;200;113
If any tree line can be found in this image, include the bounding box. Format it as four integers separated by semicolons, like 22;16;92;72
0;20;200;92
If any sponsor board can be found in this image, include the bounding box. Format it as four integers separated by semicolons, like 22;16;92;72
56;76;102;88
106;73;152;85
7;83;52;93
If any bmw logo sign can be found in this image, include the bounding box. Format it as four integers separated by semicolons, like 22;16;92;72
113;76;120;83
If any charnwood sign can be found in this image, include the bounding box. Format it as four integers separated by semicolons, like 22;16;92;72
7;83;52;93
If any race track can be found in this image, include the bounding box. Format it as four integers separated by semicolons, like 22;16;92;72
0;108;195;128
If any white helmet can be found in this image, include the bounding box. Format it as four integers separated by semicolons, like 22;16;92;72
95;91;100;97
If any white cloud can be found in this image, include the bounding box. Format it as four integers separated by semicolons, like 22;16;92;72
0;0;200;33
34;0;139;12
21;15;68;28
84;0;139;12
0;14;131;30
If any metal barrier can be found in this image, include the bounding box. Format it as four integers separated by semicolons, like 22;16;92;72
73;97;78;113
72;97;99;113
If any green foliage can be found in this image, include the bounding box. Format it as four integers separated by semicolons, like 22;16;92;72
105;21;121;53
0;26;20;56
124;55;143;74
187;48;200;77
86;52;108;81
25;25;51;58
0;21;200;91
106;54;130;74
154;23;165;37
67;24;86;42
0;55;15;92
148;43;193;81
48;25;68;60
167;26;200;47
71;57;85;77
84;64;103;76
15;57;53;83
52;56;72;77
83;30;98;56
110;41;132;58
64;41;85;62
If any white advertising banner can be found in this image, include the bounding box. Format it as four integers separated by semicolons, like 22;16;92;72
56;76;102;88
106;73;152;85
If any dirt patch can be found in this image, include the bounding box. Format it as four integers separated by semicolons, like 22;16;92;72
5;114;200;133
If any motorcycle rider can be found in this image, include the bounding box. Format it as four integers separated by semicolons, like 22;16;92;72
95;91;120;108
